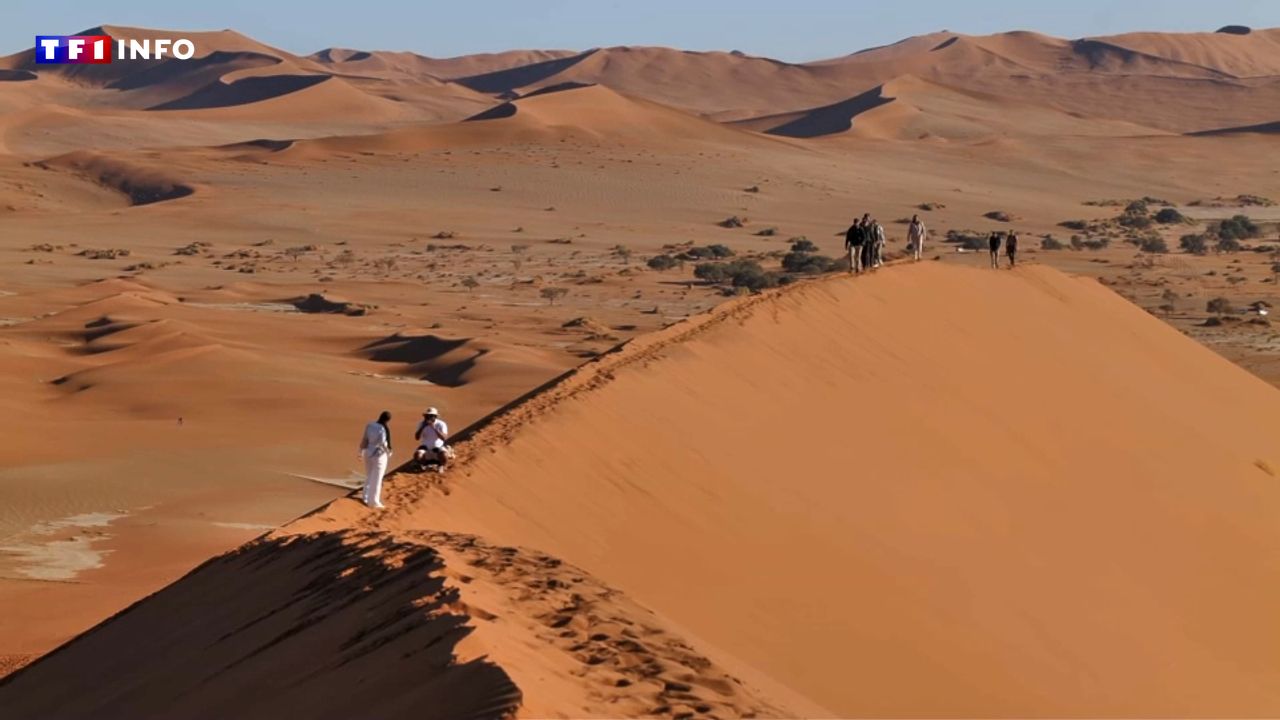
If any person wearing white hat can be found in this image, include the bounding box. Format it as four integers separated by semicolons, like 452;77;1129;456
414;407;450;473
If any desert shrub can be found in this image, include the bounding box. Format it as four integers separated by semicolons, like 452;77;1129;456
540;287;568;305
681;244;735;260
1118;211;1152;229
1213;215;1260;240
1154;208;1186;224
718;215;746;228
1059;220;1089;231
945;230;987;251
754;227;778;237
984;210;1013;222
790;238;818;253
694;259;778;291
917;202;944;211
1124;200;1150;215
1041;236;1065;250
1138;237;1169;253
1215;236;1243;253
1180;233;1209;255
781;251;841;274
731;266;780;291
693;262;729;283
1206;297;1235;314
646;254;679;271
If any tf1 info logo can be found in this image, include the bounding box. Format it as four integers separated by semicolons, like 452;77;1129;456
35;35;197;64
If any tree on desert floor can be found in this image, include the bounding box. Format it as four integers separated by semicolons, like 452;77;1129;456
461;276;480;293
540;287;568;305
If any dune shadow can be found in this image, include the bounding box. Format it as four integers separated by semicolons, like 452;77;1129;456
0;69;37;82
1189;120;1280;136
456;50;597;94
0;530;520;720
150;75;331;111
108;51;283;91
358;334;480;387
765;84;895;138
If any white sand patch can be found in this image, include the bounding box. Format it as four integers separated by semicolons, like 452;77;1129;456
0;512;127;581
211;522;276;532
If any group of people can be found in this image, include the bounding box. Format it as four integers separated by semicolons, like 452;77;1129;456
358;407;451;508
844;213;887;273
845;214;1024;271
987;230;1020;269
845;214;930;273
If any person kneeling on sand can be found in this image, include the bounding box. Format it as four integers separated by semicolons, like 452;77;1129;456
414;407;451;473
359;411;392;509
907;215;927;261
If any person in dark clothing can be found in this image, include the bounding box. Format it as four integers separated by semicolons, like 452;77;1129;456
988;232;1002;269
1006;231;1019;268
860;214;875;272
845;218;866;273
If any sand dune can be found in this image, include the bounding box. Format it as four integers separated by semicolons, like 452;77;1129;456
311;48;580;82
35;151;195;205
740;74;1169;140
287;83;780;156
10;263;1280;717
357;332;565;390
1098;28;1280;77
375;263;1280;716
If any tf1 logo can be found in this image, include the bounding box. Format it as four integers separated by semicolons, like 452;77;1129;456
35;35;197;64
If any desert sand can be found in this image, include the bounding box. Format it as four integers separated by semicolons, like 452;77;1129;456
1;21;1279;717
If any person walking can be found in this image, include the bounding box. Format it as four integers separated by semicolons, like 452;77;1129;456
988;232;1002;269
907;215;927;261
359;411;393;509
871;218;886;268
844;218;865;274
860;214;875;272
1006;231;1019;268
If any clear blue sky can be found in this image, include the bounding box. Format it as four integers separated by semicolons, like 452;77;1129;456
5;0;1278;62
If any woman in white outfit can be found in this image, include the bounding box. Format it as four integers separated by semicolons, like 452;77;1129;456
359;411;392;508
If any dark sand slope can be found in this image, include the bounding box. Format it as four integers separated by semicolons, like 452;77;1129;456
0;531;522;720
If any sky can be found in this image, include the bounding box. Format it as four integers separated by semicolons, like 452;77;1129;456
4;0;1278;62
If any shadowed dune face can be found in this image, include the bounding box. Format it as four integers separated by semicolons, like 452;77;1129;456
762;84;895;137
36;152;194;206
385;263;1280;717
151;74;331;111
0;530;521;720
